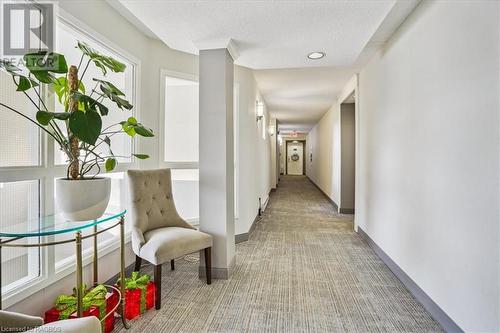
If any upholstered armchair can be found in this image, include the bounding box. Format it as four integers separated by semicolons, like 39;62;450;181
0;310;101;332
127;169;213;309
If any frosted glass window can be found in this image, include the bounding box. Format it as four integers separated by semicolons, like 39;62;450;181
54;22;135;165
54;173;126;269
0;180;40;291
164;77;198;162
0;71;40;167
171;169;199;221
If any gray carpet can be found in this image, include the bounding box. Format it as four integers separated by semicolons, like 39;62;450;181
117;176;443;333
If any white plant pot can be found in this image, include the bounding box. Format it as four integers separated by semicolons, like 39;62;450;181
55;177;111;221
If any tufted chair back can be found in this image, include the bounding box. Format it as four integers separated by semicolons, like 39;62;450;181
127;169;194;254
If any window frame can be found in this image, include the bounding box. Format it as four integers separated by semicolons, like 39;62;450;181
0;8;141;308
159;69;199;170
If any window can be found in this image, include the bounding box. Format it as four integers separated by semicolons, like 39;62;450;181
54;20;135;165
171;169;199;221
0;181;40;293
0;13;138;307
0;71;40;167
161;72;199;223
164;76;199;163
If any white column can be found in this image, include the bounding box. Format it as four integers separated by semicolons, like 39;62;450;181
199;48;235;279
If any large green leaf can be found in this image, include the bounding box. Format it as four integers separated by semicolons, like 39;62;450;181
24;51;68;73
36;111;53;125
15;76;38;91
78;42;126;75
23;52;68;83
105;158;117;172
36;111;71;125
31;70;55;84
93;79;125;96
120;119;154;137
120;121;135;136
134;124;154;137
93;79;132;110
53;77;68;103
71;92;109;116
68;110;102;145
54;77;85;104
133;154;149;160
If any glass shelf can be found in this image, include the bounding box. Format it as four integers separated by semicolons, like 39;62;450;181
0;210;127;238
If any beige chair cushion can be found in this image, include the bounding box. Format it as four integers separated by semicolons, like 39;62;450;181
0;310;43;330
0;310;101;333
139;227;213;265
31;317;102;333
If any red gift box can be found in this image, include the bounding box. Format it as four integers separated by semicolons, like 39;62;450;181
45;305;99;324
114;281;156;320
103;291;118;333
45;290;118;333
145;282;156;310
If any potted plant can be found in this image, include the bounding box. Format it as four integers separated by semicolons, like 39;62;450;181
0;42;153;221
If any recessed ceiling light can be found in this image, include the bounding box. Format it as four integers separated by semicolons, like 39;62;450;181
307;52;325;60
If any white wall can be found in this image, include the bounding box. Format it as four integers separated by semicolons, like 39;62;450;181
306;74;356;208
270;117;278;189
234;66;272;235
306;105;339;204
357;1;499;331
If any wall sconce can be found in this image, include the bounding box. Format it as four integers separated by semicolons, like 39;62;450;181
278;135;283;146
256;101;264;122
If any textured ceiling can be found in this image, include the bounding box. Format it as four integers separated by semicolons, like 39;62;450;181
117;0;395;69
113;0;419;132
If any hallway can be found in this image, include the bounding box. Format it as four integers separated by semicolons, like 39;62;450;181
118;176;442;333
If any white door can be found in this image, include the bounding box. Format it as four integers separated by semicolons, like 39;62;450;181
287;142;304;175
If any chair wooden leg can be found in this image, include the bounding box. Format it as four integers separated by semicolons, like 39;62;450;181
154;264;162;309
134;256;142;272
204;247;211;285
170;259;175;270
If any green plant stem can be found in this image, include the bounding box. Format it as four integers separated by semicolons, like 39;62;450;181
89;82;99;99
0;102;62;144
33;81;49;112
83;130;123;161
80;59;91;82
33;87;67;146
100;130;122;135
76;54;84;72
19;89;67;145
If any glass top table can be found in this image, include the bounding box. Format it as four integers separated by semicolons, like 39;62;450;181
0;209;130;328
0;210;127;238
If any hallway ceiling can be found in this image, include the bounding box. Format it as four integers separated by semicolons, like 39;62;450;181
112;0;420;132
254;67;353;132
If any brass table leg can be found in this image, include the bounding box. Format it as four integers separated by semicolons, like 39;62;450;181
120;216;130;329
76;231;83;317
